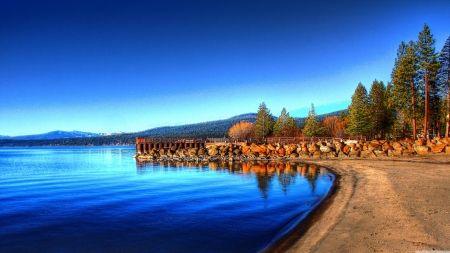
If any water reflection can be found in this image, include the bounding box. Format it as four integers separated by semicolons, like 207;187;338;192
136;161;332;198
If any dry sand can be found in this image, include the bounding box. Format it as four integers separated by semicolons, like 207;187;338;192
285;154;450;253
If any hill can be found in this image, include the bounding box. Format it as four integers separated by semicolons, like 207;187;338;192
0;130;100;140
0;110;346;146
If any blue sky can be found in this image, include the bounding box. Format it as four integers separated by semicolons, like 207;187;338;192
1;0;449;136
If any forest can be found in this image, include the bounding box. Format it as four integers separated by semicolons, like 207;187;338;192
229;24;449;141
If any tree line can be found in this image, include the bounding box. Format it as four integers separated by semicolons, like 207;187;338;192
229;24;449;140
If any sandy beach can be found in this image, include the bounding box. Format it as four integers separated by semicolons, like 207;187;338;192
285;154;450;253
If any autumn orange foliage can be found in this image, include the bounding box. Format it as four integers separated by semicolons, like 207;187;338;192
322;116;348;137
322;116;339;136
228;121;255;138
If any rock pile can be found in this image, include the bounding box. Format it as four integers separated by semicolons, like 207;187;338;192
135;137;450;162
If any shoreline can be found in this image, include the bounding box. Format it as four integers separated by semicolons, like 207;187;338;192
284;154;450;252
260;163;342;253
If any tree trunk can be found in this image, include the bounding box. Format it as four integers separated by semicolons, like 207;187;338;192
447;91;450;138
424;70;429;139
411;78;417;140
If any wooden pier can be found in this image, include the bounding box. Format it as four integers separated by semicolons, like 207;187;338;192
136;138;205;154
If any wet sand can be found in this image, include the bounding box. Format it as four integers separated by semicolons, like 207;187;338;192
285;154;450;252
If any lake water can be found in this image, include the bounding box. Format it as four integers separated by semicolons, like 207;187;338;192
0;146;334;253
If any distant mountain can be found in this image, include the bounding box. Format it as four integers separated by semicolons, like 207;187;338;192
0;130;100;140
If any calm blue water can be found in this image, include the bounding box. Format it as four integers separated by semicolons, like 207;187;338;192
0;146;334;253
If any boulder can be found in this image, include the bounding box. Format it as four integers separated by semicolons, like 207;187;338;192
406;143;413;150
392;142;402;150
362;143;369;151
258;144;267;153
267;143;276;151
308;146;317;153
320;145;332;153
198;148;206;155
431;144;446;153
414;145;429;155
360;150;374;158
441;138;450;145
382;144;394;151
248;152;259;157
298;152;310;158
327;152;337;158
374;150;387;157
188;148;198;156
446;146;450;153
242;145;251;155
368;143;380;151
348;150;360;158
312;151;321;159
402;149;416;155
343;145;351;155
208;148;219;156
351;146;361;152
250;143;262;153
415;139;425;146
338;151;348;158
345;140;358;145
388;149;402;157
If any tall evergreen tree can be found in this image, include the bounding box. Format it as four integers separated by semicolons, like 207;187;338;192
273;108;298;136
346;83;373;136
368;80;391;138
438;36;450;137
273;108;288;136
390;41;421;139
415;24;440;138
302;103;324;136
384;81;397;138
254;102;274;138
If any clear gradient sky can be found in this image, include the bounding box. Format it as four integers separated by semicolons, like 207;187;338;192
1;0;449;136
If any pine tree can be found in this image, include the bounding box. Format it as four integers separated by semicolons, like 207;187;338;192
384;81;397;138
273;108;288;136
273;108;299;137
346;83;373;136
390;41;421;139
416;24;440;138
438;36;450;137
368;80;391;138
339;110;347;121
254;102;274;138
302;103;325;136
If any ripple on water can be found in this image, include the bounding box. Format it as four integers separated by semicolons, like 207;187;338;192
0;147;334;253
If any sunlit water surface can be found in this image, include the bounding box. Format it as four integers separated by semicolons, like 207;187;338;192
0;146;334;253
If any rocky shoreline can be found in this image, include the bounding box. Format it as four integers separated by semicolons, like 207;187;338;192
134;137;450;162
